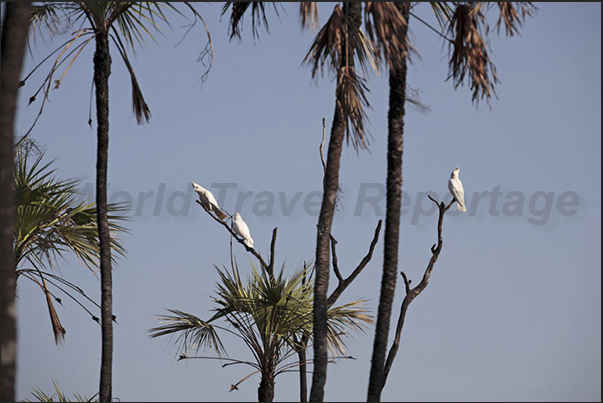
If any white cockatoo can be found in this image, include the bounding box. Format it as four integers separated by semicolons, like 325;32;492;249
448;166;466;212
192;181;227;220
233;212;254;249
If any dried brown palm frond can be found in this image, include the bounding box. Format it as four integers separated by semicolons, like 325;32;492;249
494;2;538;37
302;4;346;79
299;2;320;32
364;2;410;71
222;2;281;41
446;2;497;105
112;32;151;124
42;277;67;345
302;4;375;150
337;65;371;150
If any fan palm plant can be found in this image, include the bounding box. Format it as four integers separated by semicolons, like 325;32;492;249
149;261;372;402
14;145;128;346
24;3;212;401
22;378;98;402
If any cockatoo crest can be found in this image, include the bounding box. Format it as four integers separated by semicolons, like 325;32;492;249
233;212;254;249
192;181;227;220
448;166;466;212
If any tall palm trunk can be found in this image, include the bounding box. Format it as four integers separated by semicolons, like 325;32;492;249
310;3;362;401
258;366;275;402
367;5;409;401
1;3;32;401
93;31;113;403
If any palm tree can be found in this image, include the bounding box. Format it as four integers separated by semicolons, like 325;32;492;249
301;4;376;400
22;378;98;402
149;262;372;402
24;3;212;400
14;145;128;345
364;3;412;402
1;3;33;401
366;3;536;401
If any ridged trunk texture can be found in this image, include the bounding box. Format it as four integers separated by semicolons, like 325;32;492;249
367;5;409;402
258;368;275;402
1;3;32;401
310;3;362;401
93;32;113;403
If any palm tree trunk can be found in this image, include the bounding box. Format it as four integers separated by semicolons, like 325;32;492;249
297;335;310;401
1;4;32;401
93;31;113;403
310;3;362;401
310;99;346;402
367;5;409;401
258;368;275;402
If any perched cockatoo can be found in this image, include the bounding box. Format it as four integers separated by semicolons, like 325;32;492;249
192;181;227;220
233;212;254;249
448;166;466;212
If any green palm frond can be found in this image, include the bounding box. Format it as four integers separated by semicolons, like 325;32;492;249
14;147;129;344
22;378;97;402
14;148;129;274
325;299;373;355
150;260;372;376
149;309;226;357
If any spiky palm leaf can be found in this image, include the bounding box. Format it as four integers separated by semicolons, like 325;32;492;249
149;261;372;384
14;147;129;344
23;378;97;402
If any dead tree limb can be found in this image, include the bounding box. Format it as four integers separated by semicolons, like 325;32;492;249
327;219;383;306
195;200;275;275
268;227;278;277
381;196;454;387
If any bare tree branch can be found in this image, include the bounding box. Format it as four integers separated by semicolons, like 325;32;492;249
319;117;327;173
327;219;382;306
195;200;274;272
329;235;343;282
382;197;454;385
268;227;277;278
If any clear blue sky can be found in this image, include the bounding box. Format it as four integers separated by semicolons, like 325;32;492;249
10;2;601;402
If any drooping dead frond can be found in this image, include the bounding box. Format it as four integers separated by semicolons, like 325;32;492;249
337;65;371;150
364;2;409;71
222;2;280;42
111;31;151;124
299;2;319;32
446;3;498;105
427;2;454;30
302;4;346;79
495;2;537;37
42;277;66;345
302;3;373;151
